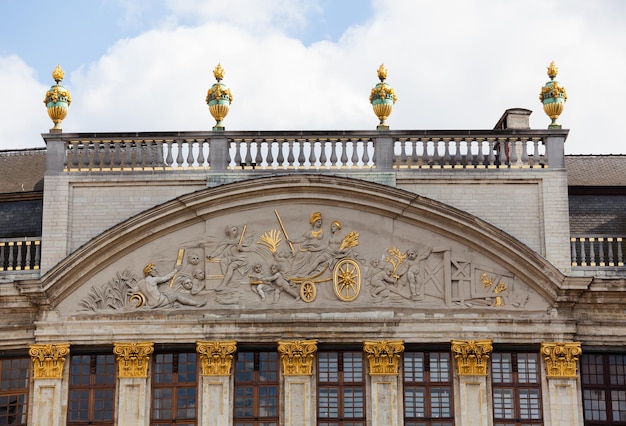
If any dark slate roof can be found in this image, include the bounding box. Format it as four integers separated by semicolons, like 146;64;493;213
565;155;626;187
0;148;46;194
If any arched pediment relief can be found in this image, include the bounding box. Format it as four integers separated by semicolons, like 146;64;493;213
44;175;563;315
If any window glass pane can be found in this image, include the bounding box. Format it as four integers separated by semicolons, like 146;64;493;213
609;354;626;386
404;352;424;382
431;387;452;418
491;353;512;384
343;352;363;383
233;351;279;424
430;353;450;383
404;387;425;418
0;393;27;425
581;353;604;385
68;354;115;425
318;353;338;383
611;390;626;421
583;389;607;421
516;353;539;384
318;387;339;418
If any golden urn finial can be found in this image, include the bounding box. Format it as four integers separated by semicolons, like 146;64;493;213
539;61;567;129
370;63;397;129
206;63;233;130
43;64;72;131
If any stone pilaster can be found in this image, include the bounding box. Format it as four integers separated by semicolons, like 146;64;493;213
541;342;584;426
28;343;70;426
277;340;317;426
196;340;237;426
363;340;404;426
451;339;492;426
113;342;154;426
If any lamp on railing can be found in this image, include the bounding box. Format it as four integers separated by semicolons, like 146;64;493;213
369;64;397;130
539;61;567;129
206;63;233;131
43;65;72;132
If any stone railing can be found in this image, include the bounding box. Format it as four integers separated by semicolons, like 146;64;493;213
0;237;41;272
571;236;625;268
42;129;568;172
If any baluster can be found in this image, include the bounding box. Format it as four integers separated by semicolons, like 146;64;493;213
399;139;408;168
579;238;587;266
297;139;306;169
432;138;441;167
135;142;144;168
351;139;360;168
14;242;22;270
266;140;275;169
453;138;462;167
70;141;81;169
112;142;122;168
175;140;184;169
487;139;496;167
308;139;317;169
475;139;485;167
497;138;508;167
465;139;475;168
0;242;5;271
185;140;195;169
196;139;206;169
607;238;615;266
521;138;529;166
91;142;100;170
276;139;285;169
541;138;549;167
126;141;135;168
7;242;14;270
340;140;348;168
442;139;451;166
598;237;605;266
588;238;596;266
24;241;31;270
407;139;417;168
254;140;263;169
287;140;295;169
165;141;174;167
618;238;624;266
244;140;253;168
421;139;430;167
362;140;371;167
508;139;518;167
329;139;338;168
34;240;40;270
570;238;578;266
319;140;328;169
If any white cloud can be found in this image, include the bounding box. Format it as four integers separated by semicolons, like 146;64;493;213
1;0;626;154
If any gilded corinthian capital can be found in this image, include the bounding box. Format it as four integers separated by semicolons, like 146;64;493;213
113;342;154;378
28;343;70;379
363;340;405;375
197;340;237;376
541;342;582;378
451;339;493;376
277;340;318;376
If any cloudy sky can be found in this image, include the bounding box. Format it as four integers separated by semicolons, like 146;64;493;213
0;0;624;154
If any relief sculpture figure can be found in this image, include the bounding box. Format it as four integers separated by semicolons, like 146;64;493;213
131;263;207;308
287;212;327;276
207;225;255;292
395;246;432;301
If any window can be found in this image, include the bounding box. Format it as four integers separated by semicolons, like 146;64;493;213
581;353;626;424
403;351;454;426
152;352;197;425
0;357;29;425
491;352;543;425
67;354;115;425
234;351;279;426
317;351;365;426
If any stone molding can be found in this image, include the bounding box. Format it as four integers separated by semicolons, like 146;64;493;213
363;340;405;376
541;341;582;378
113;341;154;378
196;340;237;376
28;342;70;379
451;339;493;376
277;339;318;376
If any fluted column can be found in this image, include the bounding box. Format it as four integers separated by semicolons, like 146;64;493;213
541;342;584;426
28;343;70;426
363;340;404;426
196;340;237;426
113;342;154;426
277;340;318;426
451;339;493;426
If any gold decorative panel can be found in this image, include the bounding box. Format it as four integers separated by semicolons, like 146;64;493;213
277;340;318;376
113;342;154;378
28;343;70;379
363;340;404;375
197;340;237;376
541;342;582;378
451;339;493;376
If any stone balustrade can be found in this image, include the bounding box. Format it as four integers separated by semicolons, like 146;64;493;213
0;237;41;272
42;129;568;173
571;236;625;268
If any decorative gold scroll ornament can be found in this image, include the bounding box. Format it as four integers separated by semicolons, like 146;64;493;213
29;343;70;379
113;342;154;378
197;340;237;376
541;342;582;378
451;339;493;376
363;340;405;375
277;340;318;375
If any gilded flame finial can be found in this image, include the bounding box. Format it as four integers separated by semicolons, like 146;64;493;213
539;61;567;129
206;63;233;131
44;65;72;132
370;63;397;129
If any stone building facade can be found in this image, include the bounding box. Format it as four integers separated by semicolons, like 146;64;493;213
0;109;625;426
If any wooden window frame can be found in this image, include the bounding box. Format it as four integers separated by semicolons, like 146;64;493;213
0;356;29;426
67;353;116;425
581;352;626;425
233;350;280;426
151;351;198;425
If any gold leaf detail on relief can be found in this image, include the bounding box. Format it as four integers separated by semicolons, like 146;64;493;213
451;339;493;376
113;342;154;378
277;340;318;376
541;342;582;379
258;229;283;253
29;343;70;379
363;340;405;375
197;340;237;376
385;246;407;276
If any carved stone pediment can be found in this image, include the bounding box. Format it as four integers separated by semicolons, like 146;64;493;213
50;176;559;318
